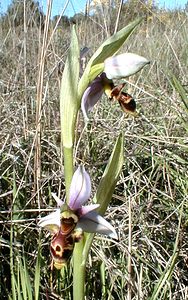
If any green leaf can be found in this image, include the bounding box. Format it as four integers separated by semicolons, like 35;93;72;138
82;133;124;264
78;18;142;100
60;25;80;149
60;26;80;198
91;18;142;66
94;133;124;215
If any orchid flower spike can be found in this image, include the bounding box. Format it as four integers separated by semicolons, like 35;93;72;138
81;52;149;119
38;166;117;268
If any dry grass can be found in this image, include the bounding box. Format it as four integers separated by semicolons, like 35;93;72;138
0;1;188;299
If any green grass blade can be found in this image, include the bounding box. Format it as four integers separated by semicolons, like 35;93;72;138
149;201;184;300
19;260;26;299
10;219;17;300
167;73;188;131
171;75;188;111
23;256;33;300
19;258;28;300
100;261;106;298
34;244;41;300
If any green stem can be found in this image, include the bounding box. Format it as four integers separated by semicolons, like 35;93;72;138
63;144;87;300
63;146;74;202
73;239;85;300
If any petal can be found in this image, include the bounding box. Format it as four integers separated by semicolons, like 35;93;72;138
104;53;150;79
38;209;60;234
77;211;118;239
69;165;91;210
77;204;100;217
51;192;64;207
81;76;104;120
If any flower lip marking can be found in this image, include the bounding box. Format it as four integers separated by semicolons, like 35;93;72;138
50;231;75;269
50;210;81;269
60;209;78;234
110;83;137;116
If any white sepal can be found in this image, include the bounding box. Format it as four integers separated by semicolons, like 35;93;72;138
78;211;118;239
104;53;150;79
38;209;60;234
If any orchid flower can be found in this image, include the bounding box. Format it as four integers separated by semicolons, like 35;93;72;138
38;165;117;268
81;52;149;119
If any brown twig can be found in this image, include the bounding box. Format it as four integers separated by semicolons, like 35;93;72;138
34;0;52;207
